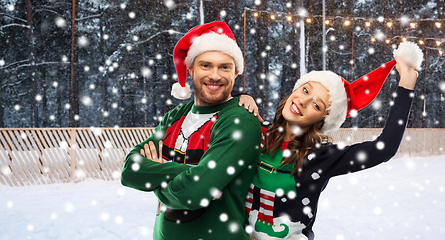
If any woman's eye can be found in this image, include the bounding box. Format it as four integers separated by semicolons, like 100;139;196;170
303;88;308;94
314;103;320;110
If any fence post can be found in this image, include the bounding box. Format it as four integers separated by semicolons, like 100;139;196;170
69;129;77;182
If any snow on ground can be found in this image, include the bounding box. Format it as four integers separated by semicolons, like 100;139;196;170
1;155;444;240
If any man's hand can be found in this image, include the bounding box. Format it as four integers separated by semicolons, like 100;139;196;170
140;141;164;163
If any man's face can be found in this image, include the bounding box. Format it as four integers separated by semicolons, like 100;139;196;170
188;51;239;107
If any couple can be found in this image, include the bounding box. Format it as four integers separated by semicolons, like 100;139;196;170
121;21;422;240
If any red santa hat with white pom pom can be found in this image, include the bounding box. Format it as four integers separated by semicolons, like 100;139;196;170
171;21;243;99
292;41;423;134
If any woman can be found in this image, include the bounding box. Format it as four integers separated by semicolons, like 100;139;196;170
242;43;421;239
141;42;422;240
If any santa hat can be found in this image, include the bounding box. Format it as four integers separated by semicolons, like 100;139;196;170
171;21;243;99
293;41;423;134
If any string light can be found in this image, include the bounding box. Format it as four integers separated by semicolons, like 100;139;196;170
243;8;443;48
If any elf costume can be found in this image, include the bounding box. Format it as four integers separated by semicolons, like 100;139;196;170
245;42;423;240
121;22;261;240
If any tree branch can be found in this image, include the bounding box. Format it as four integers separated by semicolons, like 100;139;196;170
0;13;27;23
0;23;31;30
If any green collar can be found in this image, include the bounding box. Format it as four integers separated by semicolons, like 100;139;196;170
191;97;236;114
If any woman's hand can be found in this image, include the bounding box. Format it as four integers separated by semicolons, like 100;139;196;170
238;94;264;123
395;55;418;90
140;141;164;163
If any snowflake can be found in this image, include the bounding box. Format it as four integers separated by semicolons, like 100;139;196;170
78;36;89;47
302;197;310;205
227;166;235;175
64;202;74;213
131;163;140;171
376;141;385;150
356;151;367;162
283;149;291;158
55;17;66;28
81;96;93;106
232;130;242;140
101;212;110;221
200;199;209;207
245;225;254;234
208;160;216;169
373;207;382;215
276;188;284;197
115;216;123;224
288;191;296;199
219;213;228;222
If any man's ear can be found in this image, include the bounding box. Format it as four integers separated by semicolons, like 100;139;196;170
234;69;239;77
187;67;194;78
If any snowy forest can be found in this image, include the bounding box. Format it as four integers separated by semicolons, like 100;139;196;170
0;0;444;129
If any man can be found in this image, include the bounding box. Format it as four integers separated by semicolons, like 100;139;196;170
121;21;261;240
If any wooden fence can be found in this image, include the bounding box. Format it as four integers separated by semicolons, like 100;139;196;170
0;128;443;187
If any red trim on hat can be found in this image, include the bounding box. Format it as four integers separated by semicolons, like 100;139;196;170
343;59;397;117
173;21;236;87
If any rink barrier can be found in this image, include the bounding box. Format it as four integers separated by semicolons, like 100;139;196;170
0;128;443;187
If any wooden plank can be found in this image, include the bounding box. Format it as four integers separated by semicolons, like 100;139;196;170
85;129;113;181
0;131;18;186
16;129;48;184
36;130;68;183
4;130;36;185
78;129;107;180
25;129;55;184
74;129;98;179
102;129;122;175
109;129;127;167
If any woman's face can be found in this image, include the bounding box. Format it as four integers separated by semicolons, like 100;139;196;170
282;81;330;133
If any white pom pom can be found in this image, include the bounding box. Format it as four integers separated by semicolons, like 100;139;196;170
393;41;424;69
171;82;191;100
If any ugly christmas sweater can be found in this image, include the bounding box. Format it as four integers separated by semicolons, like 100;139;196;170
245;86;414;240
121;97;261;240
